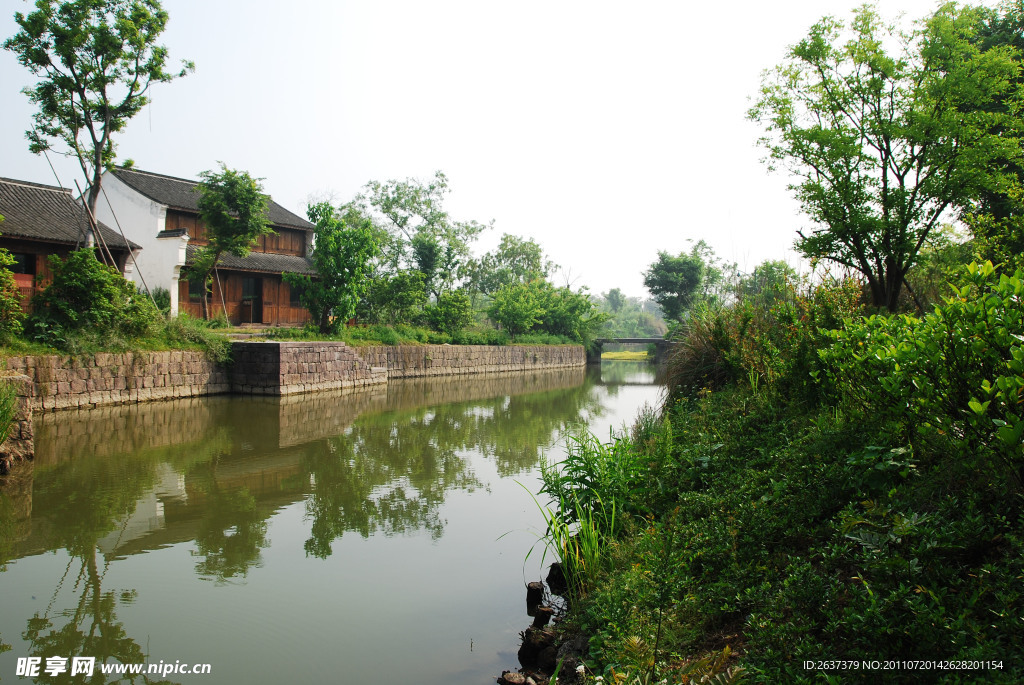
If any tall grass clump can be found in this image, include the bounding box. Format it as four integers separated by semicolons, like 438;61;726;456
161;314;232;363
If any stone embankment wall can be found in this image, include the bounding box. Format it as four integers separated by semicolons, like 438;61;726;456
3;351;229;412
0;343;584;468
0;374;34;475
231;341;387;395
355;344;585;378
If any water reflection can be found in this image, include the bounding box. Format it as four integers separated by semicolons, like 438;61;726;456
0;362;658;684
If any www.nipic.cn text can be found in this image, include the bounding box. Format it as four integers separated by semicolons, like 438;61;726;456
16;657;212;678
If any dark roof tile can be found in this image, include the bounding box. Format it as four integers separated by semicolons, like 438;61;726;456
0;177;139;250
185;245;317;276
112;168;314;231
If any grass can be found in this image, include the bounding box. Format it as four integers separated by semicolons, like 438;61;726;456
601;350;651;361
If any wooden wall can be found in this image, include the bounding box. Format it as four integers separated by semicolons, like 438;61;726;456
169;210;306;256
178;273;309;326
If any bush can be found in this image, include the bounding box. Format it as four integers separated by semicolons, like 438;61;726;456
820;262;1024;491
0;250;25;344
423;291;473;336
28;249;160;349
148;286;172;315
162;314;231;363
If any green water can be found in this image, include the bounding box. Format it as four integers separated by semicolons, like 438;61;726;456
0;362;661;684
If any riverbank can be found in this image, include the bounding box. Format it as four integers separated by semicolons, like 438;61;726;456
522;264;1024;683
0;343;584;471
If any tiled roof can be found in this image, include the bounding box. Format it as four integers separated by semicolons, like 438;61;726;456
185;245;317;276
111;168;315;231
0;177;139;250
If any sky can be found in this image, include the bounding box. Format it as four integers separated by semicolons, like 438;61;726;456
0;0;974;299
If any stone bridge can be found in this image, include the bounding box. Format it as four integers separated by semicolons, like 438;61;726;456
589;337;671;364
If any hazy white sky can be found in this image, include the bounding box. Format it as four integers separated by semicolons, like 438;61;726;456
1;0;968;298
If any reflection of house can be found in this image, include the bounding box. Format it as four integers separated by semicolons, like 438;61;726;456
96;168;315;325
0;177;139;308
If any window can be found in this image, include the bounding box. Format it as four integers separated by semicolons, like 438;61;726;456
187;278;210;302
289;281;303;307
242;277;260;301
8;253;34;275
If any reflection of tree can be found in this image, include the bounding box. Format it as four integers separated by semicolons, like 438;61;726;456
300;413;475;558
192;482;268;583
19;454;176;683
301;372;607;557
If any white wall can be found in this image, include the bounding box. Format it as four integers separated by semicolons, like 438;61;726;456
95;173;189;315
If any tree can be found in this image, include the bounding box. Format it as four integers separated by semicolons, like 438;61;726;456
749;3;1023;311
4;0;192;245
284;203;379;335
532;281;608;343
643;241;730;321
604;288;626;314
966;1;1024;265
359;171;489;296
471;233;556;296
487;282;543;340
358;271;428;325
423;291;473;337
187;165;271;319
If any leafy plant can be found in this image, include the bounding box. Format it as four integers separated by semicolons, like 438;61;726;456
28;248;160;348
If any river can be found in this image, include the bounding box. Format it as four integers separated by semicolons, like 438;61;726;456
0;361;662;684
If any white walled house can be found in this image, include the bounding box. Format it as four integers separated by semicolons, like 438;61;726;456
96;168;316;325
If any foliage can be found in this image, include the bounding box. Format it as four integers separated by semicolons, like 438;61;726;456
0;245;25;344
160;313;231;363
964;1;1024;266
148;285;171;315
0;379;21;449
357;171;489;297
749;3;1024;311
605;287;626;313
470;233;556;295
487;281;544;340
644;240;733;322
358;270;428;325
284;202;379;334
902;226;977;310
187;164;272;318
532;281;608;347
820;261;1024;490
423;291;473;336
3;0;192;224
28;248;160;349
597;290;668;339
537;262;1024;683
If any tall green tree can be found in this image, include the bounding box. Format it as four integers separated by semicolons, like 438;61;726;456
749;3;1023;311
604;288;626;314
359;171;489;296
4;0;192;245
188;165;271;319
487;281;543;340
966;1;1024;265
471;233;556;296
284;203;379;334
644;241;731;321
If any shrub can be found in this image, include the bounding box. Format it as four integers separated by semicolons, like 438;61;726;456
28;249;160;348
820;261;1024;491
0;249;25;344
423;291;473;336
162;314;231;363
148;286;172;315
